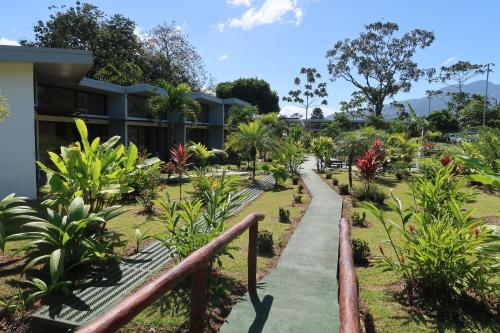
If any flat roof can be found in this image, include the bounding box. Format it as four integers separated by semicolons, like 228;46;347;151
0;45;92;65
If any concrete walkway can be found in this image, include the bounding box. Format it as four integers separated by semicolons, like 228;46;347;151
220;157;342;333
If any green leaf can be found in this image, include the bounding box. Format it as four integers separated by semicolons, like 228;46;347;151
49;249;64;283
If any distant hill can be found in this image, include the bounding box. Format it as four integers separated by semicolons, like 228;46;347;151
326;80;500;120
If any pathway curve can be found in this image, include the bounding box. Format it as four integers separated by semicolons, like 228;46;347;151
220;157;342;333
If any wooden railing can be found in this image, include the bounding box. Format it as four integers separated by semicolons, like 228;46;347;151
75;212;265;333
338;217;361;333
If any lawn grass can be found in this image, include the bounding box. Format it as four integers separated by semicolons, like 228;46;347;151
319;169;499;333
0;174;255;300
124;178;310;332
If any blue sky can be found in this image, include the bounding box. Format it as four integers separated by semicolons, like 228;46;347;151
1;0;499;116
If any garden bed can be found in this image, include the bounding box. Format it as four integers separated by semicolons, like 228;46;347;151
317;169;499;333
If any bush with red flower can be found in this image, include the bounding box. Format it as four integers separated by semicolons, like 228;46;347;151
169;144;193;200
363;165;499;301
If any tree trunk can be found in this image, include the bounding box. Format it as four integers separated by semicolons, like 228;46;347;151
156;126;161;157
348;162;353;188
252;156;256;181
179;173;182;200
375;101;384;117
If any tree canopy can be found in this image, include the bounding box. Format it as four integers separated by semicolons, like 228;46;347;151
310;107;324;119
282;67;328;119
216;78;280;114
327;21;434;117
21;2;209;89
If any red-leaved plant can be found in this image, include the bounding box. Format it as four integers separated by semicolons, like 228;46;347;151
169;144;192;200
356;149;381;185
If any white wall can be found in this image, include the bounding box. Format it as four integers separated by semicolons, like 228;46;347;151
0;62;37;199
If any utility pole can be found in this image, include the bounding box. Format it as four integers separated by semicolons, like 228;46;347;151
483;63;490;126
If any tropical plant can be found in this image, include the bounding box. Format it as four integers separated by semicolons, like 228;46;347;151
456;155;500;190
409;164;470;218
225;104;258;127
0;194;36;253
351;211;367;227
148;81;201;152
338;184;350;195
169;144;193;200
130;160;163;213
279;208;290;223
275;139;304;176
293;194;303;204
364;195;499;300
37;119;141;213
355;149;381;187
132;228;151;253
9;197;126;291
310;136;334;173
461;127;500;172
257;230;274;256
352;184;386;205
187;142;228;172
336;129;378;187
352;238;370;266
267;162;288;187
155;173;242;268
227;121;274;180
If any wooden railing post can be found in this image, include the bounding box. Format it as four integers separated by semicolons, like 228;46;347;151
248;222;258;294
190;261;208;333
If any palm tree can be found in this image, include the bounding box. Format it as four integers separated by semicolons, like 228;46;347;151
187;142;228;173
227;121;274;181
148;81;201;155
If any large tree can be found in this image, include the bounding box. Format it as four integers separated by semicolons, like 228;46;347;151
282;67;328;119
216;78;280;114
326;21;434;117
432;60;489;113
459;95;500;129
22;2;143;84
21;3;210;89
310;107;324;119
142;22;210;90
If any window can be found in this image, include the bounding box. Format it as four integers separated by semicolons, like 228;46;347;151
37;85;107;116
127;95;150;118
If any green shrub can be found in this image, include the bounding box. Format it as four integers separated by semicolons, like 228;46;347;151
297;183;304;194
332;177;339;186
10;197;126;296
352;211;367;227
156;173;242;265
0;194;37;253
257;230;274;256
325;172;333;179
279;207;290;223
269;162;289;186
36;119;151;213
292;175;300;185
363;169;500;300
353;185;386;204
338;183;350;195
130;162;163;213
190;170;216;203
293;194;302;204
352;238;370;266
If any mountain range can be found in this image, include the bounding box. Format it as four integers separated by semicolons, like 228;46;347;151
326;80;500;119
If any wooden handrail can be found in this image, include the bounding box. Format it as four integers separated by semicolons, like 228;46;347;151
76;212;265;333
338;217;361;333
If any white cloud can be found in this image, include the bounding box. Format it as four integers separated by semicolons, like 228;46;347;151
227;0;252;6
0;37;19;46
133;26;147;41
219;0;303;31
442;56;457;66
218;54;229;61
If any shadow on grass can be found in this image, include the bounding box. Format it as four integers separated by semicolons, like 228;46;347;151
391;288;499;332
